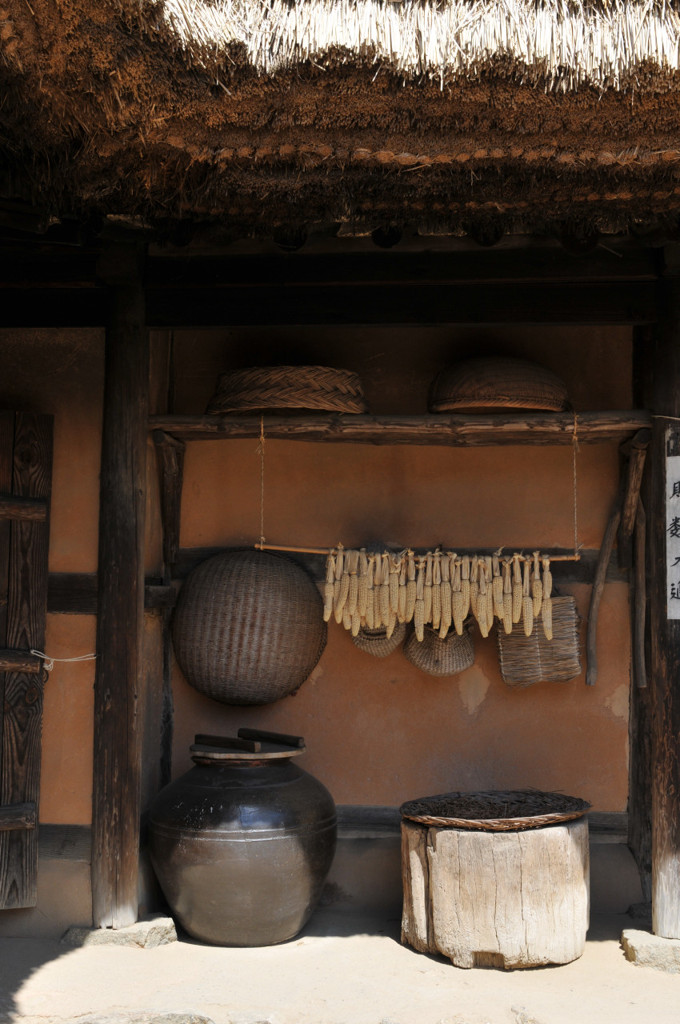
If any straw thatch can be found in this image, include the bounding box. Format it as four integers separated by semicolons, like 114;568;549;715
2;0;680;237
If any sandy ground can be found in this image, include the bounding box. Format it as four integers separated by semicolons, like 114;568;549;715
2;910;678;1024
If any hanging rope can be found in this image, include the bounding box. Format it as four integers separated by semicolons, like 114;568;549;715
30;650;97;673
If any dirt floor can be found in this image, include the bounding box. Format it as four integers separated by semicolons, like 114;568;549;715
2;909;678;1024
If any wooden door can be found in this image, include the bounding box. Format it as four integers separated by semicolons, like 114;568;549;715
0;411;52;909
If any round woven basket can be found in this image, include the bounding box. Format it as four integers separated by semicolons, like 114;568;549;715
172;549;327;705
403;625;474;676
206;365;368;415
428;357;570;413
400;789;591;832
352;621;406;658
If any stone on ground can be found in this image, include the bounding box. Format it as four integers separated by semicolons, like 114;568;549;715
60;914;177;949
621;928;680;972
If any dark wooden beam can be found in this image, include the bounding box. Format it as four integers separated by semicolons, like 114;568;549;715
91;242;148;929
645;279;680;938
146;281;658;328
152;431;185;573
0;650;42;674
0;802;36;831
617;430;652;569
150;411;651;447
0;495;48;521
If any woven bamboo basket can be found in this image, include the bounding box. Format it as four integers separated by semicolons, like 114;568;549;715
428;356;570;413
497;596;581;686
403;625;474;676
206;365;368;415
352;621;406;657
400;789;591;832
172;549;327;705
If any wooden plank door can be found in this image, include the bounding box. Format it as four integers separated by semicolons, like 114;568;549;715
0;412;52;909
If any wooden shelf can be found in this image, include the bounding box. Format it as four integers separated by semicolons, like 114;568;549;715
150;410;652;447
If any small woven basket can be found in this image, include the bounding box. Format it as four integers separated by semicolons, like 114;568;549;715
352;621;406;657
428;356;570;413
400;789;591;832
206;365;368;415
403;625;474;676
497;596;581;687
172;549;327;705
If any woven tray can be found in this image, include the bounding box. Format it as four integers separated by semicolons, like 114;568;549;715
352;621;406;657
206;365;368;415
497;596;581;686
428;357;570;414
403;625;474;676
400;789;591;831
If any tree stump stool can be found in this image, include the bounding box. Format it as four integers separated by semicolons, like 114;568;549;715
400;792;590;969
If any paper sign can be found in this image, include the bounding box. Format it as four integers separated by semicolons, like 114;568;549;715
667;454;680;618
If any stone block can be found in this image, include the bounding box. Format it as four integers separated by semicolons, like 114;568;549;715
621;928;680;972
61;914;177;948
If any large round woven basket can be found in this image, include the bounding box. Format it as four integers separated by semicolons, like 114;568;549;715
403;625;474;676
206;365;367;415
428;357;570;413
400;790;591;832
172;549;327;705
352;621;406;658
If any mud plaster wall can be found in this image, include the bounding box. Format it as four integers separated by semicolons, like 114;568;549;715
169;324;633;812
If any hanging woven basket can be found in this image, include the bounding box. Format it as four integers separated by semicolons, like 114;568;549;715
172;549;327;705
352;621;407;658
206;365;368;415
496;596;581;687
428;357;570;414
403;625;474;677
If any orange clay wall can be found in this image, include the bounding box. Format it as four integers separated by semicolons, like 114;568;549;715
0;322;634;827
170;325;632;813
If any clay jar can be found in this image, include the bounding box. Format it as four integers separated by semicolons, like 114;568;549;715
148;741;337;946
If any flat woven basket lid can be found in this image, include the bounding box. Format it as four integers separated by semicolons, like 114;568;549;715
400;789;591;831
206;365;368;415
428;357;570;413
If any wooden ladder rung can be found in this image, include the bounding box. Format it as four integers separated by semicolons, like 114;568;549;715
0;649;43;673
0;802;37;832
0;494;48;521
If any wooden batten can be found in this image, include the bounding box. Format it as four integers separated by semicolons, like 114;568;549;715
644;278;680;938
91;243;148;929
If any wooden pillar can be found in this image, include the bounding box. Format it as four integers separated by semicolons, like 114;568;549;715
92;243;148;928
645;277;680;937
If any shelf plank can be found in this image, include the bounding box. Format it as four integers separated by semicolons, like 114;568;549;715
149;410;652;447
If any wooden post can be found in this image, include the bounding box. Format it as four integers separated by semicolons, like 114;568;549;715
92;243;148;929
645;277;680;937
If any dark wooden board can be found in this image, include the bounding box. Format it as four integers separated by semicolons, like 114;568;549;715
0;413;52;909
0;802;36;831
150;411;652;448
0;495;48;521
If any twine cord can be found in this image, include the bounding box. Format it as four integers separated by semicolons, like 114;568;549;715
30;649;97;673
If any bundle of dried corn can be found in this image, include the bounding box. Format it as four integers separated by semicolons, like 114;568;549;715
325;548;556;640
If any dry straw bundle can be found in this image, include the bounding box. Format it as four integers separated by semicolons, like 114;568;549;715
159;0;680;92
324;547;555;642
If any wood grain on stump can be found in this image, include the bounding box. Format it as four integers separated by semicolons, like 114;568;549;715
401;817;589;968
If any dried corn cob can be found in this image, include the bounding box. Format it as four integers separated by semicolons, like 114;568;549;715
334;559;350;624
347;549;359;616
414;557;425;641
323;552;336;622
452;559;464;635
405;550;417;622
380;553;391;626
389;554;400;615
342;604;352;631
512;553;523;624
461;555;471;619
532;550;543;617
439;553;452;638
432;551;442;631
492;554;504;621
351;611;361;637
365;555;375;629
397;558;407;623
423;551;433;625
476;559;490;637
542;595;553;640
385;609;397;639
332;544;344;611
484;556;494;625
502;558;513;634
522;557;534;637
469;555;479;618
542;555;553;601
357;548;368;619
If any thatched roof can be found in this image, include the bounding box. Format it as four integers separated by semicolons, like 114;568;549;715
3;0;680;241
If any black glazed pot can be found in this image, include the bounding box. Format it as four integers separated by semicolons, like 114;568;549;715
148;743;337;946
